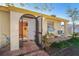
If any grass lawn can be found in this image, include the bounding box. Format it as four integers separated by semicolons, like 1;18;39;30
68;37;79;47
50;37;79;49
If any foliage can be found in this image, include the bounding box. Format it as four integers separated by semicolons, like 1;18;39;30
33;3;54;11
50;41;70;48
5;3;14;6
4;3;54;12
67;37;79;47
42;33;55;48
50;37;79;48
66;8;79;38
71;32;79;38
74;33;79;37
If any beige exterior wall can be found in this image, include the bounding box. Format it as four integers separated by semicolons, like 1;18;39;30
0;11;10;48
42;18;47;35
54;21;64;35
42;18;65;36
10;11;23;50
0;6;68;50
64;22;68;36
10;11;37;50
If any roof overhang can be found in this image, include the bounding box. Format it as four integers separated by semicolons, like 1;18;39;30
0;6;69;22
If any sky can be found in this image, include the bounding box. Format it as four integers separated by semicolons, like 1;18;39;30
0;3;79;24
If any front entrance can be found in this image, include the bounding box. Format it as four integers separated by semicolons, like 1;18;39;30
19;14;36;47
19;14;42;48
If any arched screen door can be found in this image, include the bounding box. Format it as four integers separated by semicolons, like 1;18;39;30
36;16;43;47
19;14;36;47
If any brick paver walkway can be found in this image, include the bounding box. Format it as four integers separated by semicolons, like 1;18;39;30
0;44;10;55
0;41;48;56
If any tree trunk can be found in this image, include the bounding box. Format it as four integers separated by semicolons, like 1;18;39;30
72;20;75;38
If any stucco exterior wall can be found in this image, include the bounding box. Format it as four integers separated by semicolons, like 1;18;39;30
10;11;36;50
42;18;47;35
0;6;68;51
54;21;64;35
0;11;10;48
64;22;68;36
42;18;65;36
10;11;23;50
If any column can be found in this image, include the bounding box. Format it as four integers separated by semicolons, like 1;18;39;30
10;11;20;51
64;22;68;36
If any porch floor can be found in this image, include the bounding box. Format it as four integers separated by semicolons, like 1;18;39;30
0;40;48;56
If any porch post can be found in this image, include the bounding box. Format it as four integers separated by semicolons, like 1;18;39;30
10;12;19;51
64;22;68;36
0;20;1;48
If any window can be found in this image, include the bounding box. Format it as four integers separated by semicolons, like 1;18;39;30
58;30;64;35
58;22;64;26
60;22;64;26
47;21;54;33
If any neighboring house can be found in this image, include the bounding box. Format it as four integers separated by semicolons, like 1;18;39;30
0;6;69;51
67;24;79;35
67;24;73;35
75;25;79;33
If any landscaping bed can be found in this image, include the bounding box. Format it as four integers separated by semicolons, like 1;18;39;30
45;37;79;55
50;37;79;49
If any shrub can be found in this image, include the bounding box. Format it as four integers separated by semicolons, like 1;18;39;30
42;33;55;48
50;41;70;48
50;37;79;49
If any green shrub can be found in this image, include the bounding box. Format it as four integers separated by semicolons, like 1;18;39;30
50;37;79;48
42;33;55;48
67;37;79;46
50;41;70;48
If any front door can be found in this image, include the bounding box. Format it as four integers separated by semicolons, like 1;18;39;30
19;19;28;41
23;20;28;40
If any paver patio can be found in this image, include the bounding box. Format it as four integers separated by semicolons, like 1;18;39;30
0;40;48;56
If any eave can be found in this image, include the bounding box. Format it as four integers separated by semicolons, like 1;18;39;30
0;6;69;22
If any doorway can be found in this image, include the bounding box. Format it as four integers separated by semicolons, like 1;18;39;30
19;14;43;48
19;19;28;41
19;14;36;47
